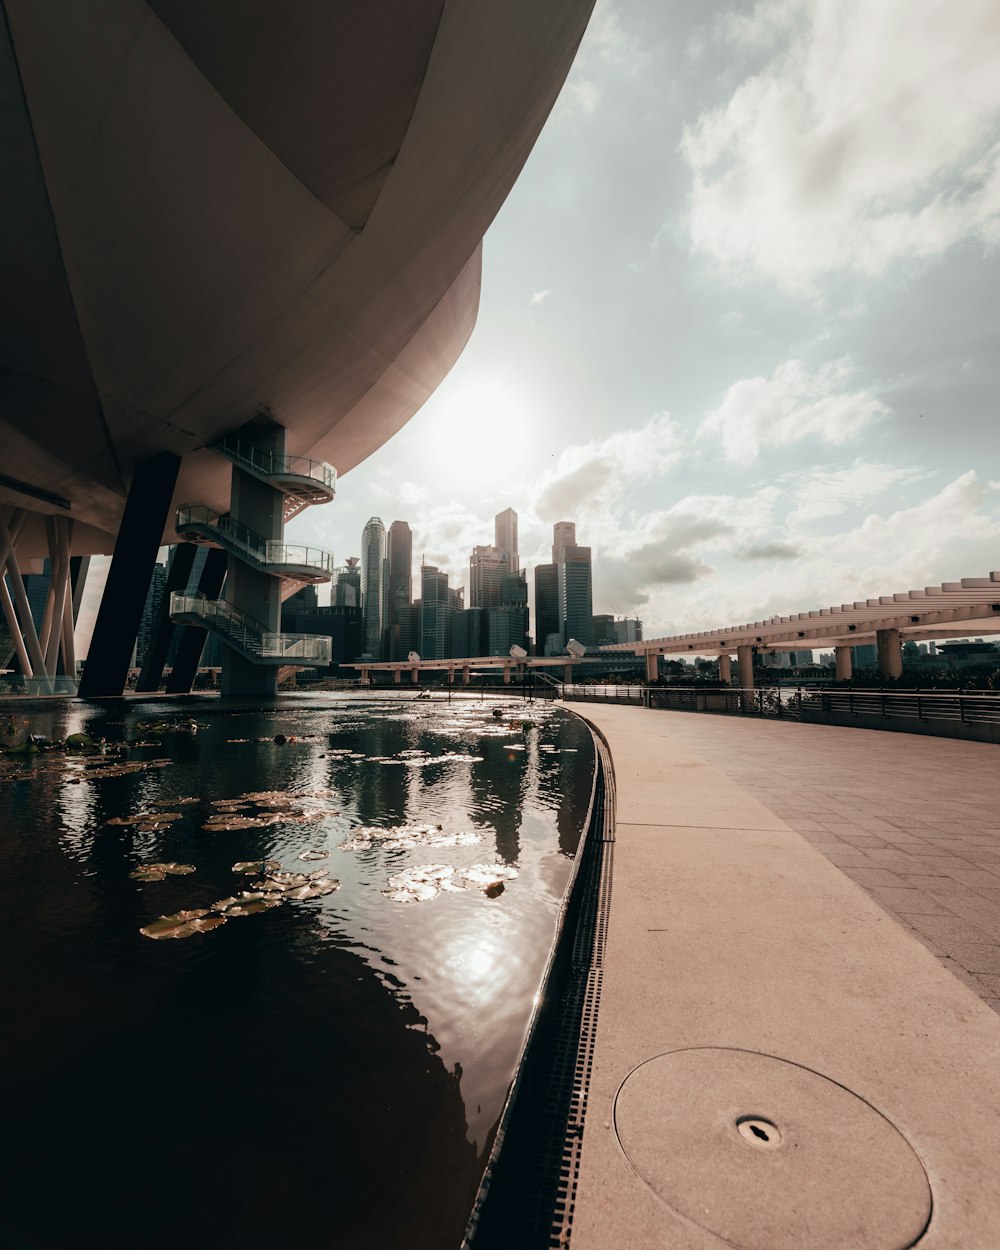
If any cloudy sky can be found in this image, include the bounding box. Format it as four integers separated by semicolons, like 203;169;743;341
288;0;1000;640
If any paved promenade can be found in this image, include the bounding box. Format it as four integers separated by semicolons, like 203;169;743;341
566;703;1000;1250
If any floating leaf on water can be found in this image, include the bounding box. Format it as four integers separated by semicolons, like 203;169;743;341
155;797;199;806
130;868;167;882
139;907;210;938
106;816;139;827
209;896;241;911
460;863;519;888
298;849;329;861
232;860;281;875
145;812;183;822
382;883;437;904
190;916;227;932
224;897;282;916
284;881;340;900
226;738;250;743
161;863;196;875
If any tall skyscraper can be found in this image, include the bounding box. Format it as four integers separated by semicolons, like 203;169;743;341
552;521;576;564
558;539;593;648
361;518;386;658
495;508;518;574
383;520;412;660
386;521;412;621
489;568;529;655
419;564;452;660
469;545;508;609
534;563;560;655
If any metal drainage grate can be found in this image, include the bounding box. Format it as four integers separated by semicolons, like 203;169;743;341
468;728;616;1249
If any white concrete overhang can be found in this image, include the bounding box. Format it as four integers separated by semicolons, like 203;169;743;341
0;0;596;553
599;572;1000;657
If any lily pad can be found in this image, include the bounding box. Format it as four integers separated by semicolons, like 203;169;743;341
130;868;167;882
298;849;329;861
223;897;282;917
460;863;520;888
232;860;281;875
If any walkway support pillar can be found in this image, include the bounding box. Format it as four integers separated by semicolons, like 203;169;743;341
563;663;573;685
447;667;455;685
393;669;401;685
503;665;511;685
877;628;903;680
737;644;755;690
462;666;470;686
136;543;197;691
718;654;732;685
644;651;658;683
360;667;370;686
835;645;853;682
410;667;419;684
79;452;181;698
165;548;226;694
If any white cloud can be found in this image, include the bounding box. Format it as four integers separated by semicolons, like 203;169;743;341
784;461;929;526
638;471;1000;637
529;289;550;306
534;411;684;521
681;0;1000;292
699;358;887;461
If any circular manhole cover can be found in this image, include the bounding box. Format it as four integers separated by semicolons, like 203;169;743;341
614;1048;931;1250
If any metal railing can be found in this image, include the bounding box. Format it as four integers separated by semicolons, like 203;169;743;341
176;505;333;576
169;592;332;664
812;688;1000;725
211;435;336;495
561;683;1000;726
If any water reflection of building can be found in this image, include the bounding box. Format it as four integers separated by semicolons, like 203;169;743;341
469;730;528;866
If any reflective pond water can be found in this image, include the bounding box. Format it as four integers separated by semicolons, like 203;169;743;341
0;693;595;1250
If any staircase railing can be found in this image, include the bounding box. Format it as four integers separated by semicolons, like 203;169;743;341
169;592;332;664
176;505;333;576
211;435;336;495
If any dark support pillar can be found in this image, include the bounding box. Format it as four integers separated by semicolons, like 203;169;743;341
78;452;180;698
165;548;226;694
136;543;197;691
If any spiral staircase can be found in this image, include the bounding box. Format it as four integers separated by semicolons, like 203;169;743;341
169;432;337;688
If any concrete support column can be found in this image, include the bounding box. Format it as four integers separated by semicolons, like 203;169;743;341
462;666;470;686
737;644;755;690
136;543;197;691
835;645;853;682
644;651;658;682
79;451;181;698
718;654;732;685
563;663;573;684
447;668;454;685
876;628;902;680
393;669;401;685
165;548;227;694
503;665;511;685
360;668;370;686
410;667;419;684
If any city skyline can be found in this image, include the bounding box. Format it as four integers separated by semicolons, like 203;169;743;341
285;0;1000;643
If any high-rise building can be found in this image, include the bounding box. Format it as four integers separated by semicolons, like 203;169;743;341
360;518;386;658
134;561;167;668
334;557;361;607
281;584;318;632
451;607;489;659
384;521;413;660
534;563;560;655
469;545;508;609
559;542;593;648
419;565;452;660
386;521;412;622
552;521;576;564
592;614;615;646
488;568;529;656
613;618;643;644
495;508;518;574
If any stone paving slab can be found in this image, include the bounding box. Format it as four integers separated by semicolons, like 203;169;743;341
649;710;1000;1014
567;703;1000;1250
